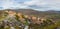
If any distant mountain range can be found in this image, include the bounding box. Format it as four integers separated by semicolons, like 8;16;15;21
0;9;60;16
0;9;60;21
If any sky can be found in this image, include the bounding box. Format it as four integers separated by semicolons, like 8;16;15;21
0;0;60;11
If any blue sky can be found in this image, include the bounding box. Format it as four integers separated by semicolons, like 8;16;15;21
0;0;60;11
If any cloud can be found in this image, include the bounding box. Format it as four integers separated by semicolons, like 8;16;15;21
23;0;60;11
0;0;60;11
24;0;47;6
0;0;30;9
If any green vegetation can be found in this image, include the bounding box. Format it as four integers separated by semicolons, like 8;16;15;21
28;21;60;29
0;10;60;29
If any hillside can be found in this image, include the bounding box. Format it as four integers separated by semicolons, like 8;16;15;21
0;9;60;21
0;9;60;29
